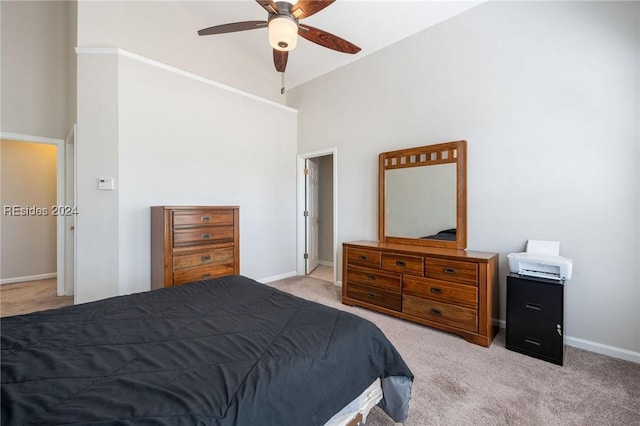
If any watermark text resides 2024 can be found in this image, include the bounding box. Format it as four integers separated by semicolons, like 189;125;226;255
3;205;78;217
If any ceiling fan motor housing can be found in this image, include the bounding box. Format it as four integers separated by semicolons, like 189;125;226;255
268;5;299;51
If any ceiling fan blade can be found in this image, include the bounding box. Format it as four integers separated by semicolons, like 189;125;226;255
273;49;288;72
256;0;279;14
298;24;361;54
198;21;267;36
290;0;335;19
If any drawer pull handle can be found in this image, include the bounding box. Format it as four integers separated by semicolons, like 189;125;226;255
201;273;212;279
201;216;211;222
359;255;367;261
525;337;541;346
396;261;406;267
443;268;456;275
367;275;376;281
525;303;542;311
201;255;212;263
200;233;212;239
367;293;376;299
430;288;443;294
430;308;442;316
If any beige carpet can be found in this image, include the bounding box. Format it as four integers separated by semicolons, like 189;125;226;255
268;275;640;426
0;279;73;317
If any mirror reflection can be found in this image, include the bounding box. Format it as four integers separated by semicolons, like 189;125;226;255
385;164;456;240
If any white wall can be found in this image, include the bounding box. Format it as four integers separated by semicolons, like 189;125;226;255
76;49;297;302
0;140;57;280
318;155;334;264
287;1;640;358
76;52;120;302
0;0;70;138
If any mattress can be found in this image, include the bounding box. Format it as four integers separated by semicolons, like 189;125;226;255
1;275;413;425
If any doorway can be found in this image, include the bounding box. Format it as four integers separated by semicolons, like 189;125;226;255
0;132;75;300
297;148;337;284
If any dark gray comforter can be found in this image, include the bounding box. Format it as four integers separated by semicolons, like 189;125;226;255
1;275;413;425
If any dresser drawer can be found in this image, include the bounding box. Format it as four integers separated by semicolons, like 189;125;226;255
172;209;234;228
403;275;477;308
173;263;235;285
347;283;401;311
173;246;234;271
425;258;478;286
382;254;423;275
346;247;381;269
346;265;401;291
173;226;234;247
403;294;477;332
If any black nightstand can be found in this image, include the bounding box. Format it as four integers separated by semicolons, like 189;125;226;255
506;273;565;365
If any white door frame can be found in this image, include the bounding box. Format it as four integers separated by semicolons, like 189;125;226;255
296;148;338;284
1;132;67;296
64;125;77;298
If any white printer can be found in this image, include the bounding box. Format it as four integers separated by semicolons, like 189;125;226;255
507;240;573;281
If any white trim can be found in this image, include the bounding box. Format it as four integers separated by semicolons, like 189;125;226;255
75;47;297;114
319;260;334;267
297;148;339;286
1;133;66;297
64;124;77;299
257;271;297;284
0;132;64;145
565;336;640;364
1;273;57;285
498;320;639;364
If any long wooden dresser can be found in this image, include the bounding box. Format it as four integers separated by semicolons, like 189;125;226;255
151;206;239;289
343;241;499;347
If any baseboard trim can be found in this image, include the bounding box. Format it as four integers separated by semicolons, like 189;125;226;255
257;271;297;284
497;320;639;364
318;260;334;267
0;273;57;285
564;336;640;364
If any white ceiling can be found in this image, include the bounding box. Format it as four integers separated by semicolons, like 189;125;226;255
186;1;484;89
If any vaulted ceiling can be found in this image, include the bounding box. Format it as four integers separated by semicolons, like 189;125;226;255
78;1;484;100
189;0;483;88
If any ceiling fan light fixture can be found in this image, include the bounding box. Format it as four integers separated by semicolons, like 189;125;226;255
268;15;298;51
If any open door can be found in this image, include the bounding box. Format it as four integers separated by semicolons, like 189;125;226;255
297;148;337;284
305;158;320;274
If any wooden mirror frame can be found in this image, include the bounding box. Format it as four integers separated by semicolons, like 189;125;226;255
378;140;467;250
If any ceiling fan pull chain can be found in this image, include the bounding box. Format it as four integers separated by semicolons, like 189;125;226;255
281;72;286;94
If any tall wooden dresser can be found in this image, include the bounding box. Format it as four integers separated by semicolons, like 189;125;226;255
151;206;239;289
343;241;499;347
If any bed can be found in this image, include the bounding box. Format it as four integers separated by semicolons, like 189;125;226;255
1;275;413;425
421;228;457;241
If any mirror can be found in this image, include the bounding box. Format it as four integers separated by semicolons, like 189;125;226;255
378;140;467;250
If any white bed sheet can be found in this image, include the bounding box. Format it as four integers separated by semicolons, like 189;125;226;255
324;378;383;426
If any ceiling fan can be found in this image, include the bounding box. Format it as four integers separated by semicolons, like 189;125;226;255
197;0;361;73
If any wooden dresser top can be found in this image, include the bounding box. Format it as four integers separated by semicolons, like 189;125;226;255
344;241;497;263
